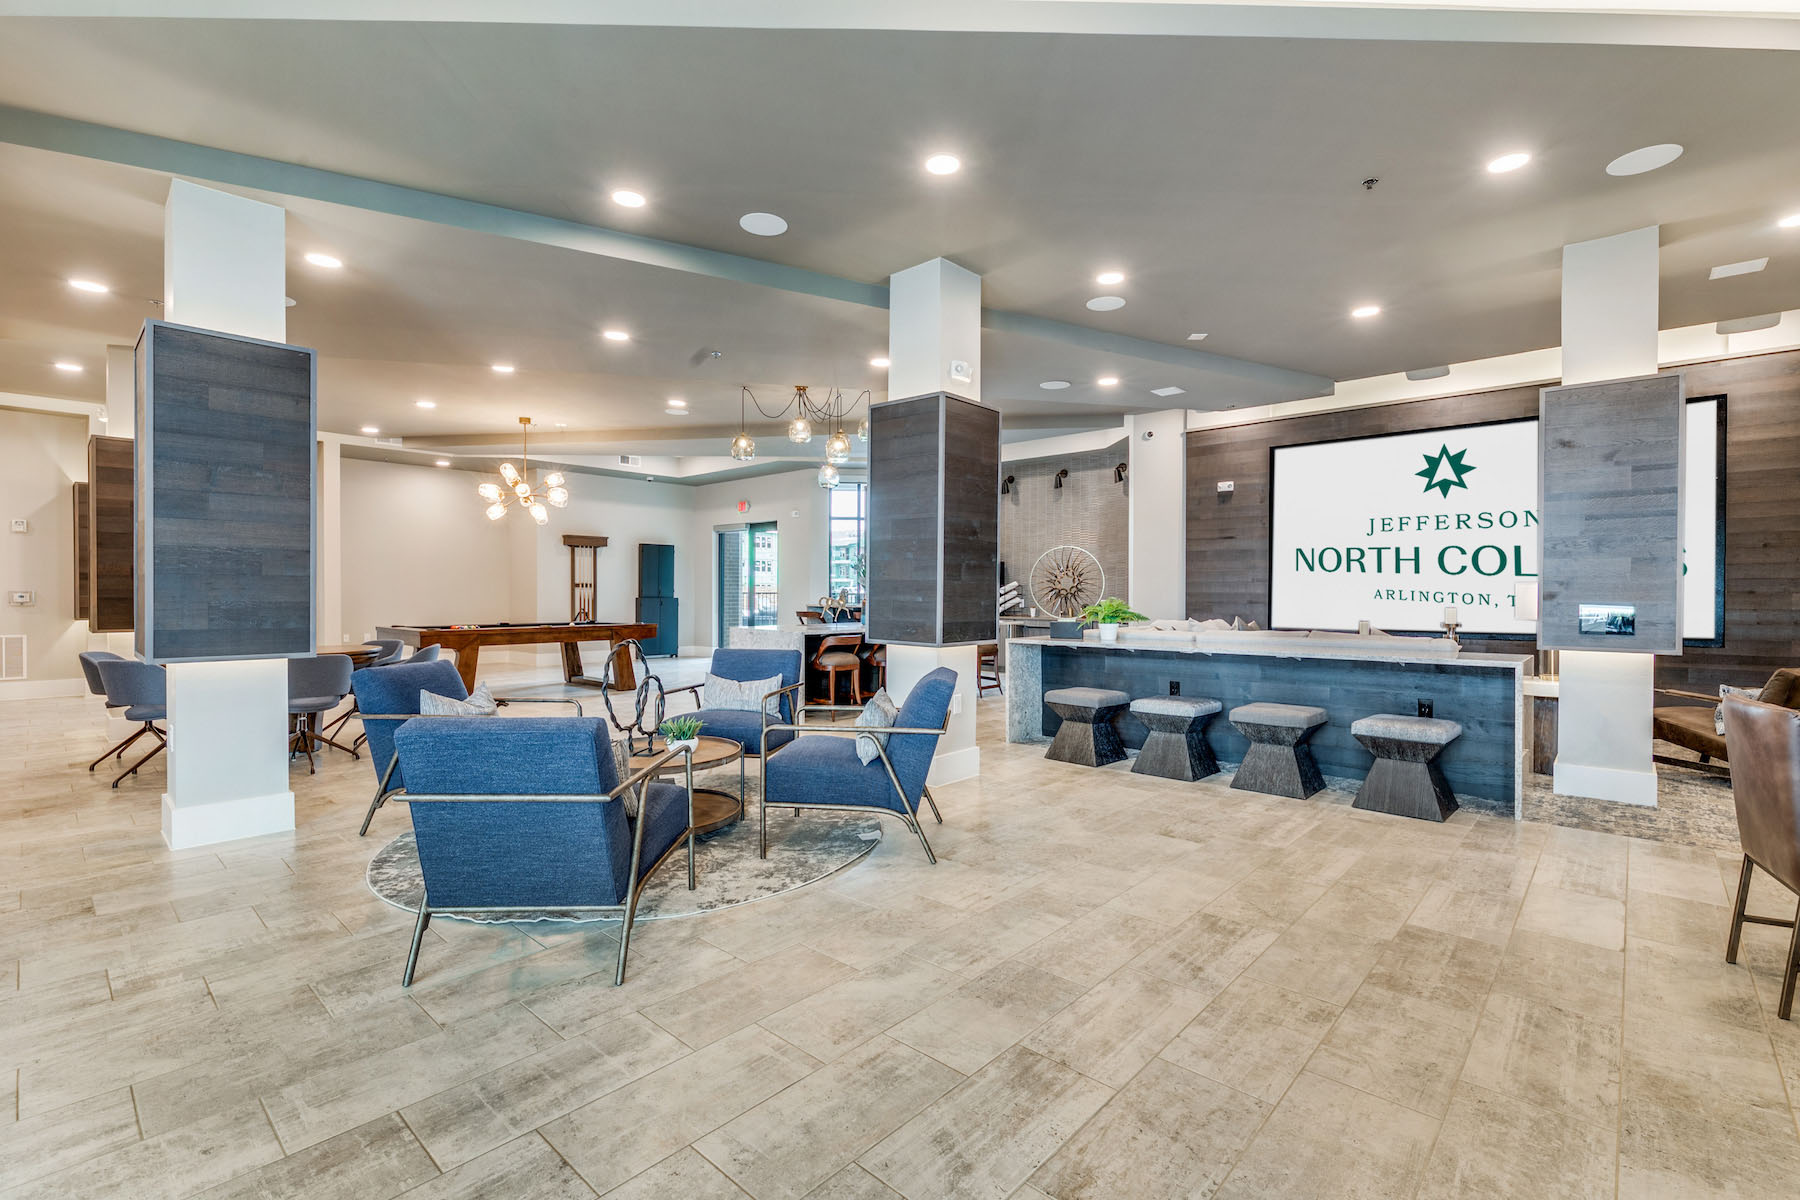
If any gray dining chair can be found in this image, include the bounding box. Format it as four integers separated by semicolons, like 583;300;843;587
94;659;168;789
403;644;442;664
320;639;407;745
288;654;357;773
78;650;140;773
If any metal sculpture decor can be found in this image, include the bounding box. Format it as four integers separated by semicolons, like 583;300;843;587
1029;545;1106;618
595;639;666;756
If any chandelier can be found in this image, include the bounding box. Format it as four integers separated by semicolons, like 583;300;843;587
475;416;568;524
727;385;870;488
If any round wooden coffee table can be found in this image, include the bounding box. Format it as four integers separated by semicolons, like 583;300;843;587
628;735;745;836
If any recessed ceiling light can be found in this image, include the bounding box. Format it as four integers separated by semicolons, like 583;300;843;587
1486;152;1531;174
610;189;647;208
1186;332;1207;341
924;153;961;176
67;278;109;294
1039;380;1071;390
1097;376;1120;387
361;425;379;435
303;252;342;269
415;399;436;409
1150;386;1185;397
1095;270;1125;286
1778;213;1800;229
1087;296;1126;312
870;356;890;369
739;212;788;236
1710;257;1769;280
1350;304;1382;319
666;398;687;408
434;459;451;468
53;361;82;373
1606;143;1683;177
555;422;567;428
492;363;515;374
601;329;630;342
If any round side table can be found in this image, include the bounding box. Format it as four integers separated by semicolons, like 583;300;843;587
628;734;745;836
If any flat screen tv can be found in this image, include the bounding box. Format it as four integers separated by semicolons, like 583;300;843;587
1267;397;1723;641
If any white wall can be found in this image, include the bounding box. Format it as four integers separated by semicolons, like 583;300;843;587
0;407;89;689
686;467;834;650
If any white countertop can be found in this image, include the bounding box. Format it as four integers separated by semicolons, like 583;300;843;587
1008;634;1530;671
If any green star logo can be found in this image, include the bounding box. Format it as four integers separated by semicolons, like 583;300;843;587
1416;444;1476;498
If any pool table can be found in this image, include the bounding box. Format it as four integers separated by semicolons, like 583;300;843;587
377;622;657;691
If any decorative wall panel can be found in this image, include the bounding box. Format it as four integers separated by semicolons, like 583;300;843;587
135;320;316;663
72;482;90;622
85;436;134;633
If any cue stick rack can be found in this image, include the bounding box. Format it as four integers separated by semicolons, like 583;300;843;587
563;534;609;623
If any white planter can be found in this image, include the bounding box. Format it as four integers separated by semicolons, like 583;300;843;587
666;738;700;755
1098;622;1120;644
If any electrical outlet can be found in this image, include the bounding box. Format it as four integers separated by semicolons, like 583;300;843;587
951;690;964;715
1169;680;1181;696
1417;698;1434;718
8;519;26;534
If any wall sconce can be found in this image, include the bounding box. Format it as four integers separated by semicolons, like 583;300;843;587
1000;475;1015;495
1052;468;1069;490
1113;462;1128;483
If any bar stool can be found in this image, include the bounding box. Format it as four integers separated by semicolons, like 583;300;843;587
812;633;865;705
1130;696;1222;781
977;644;1002;696
1045;687;1131;766
1229;702;1328;799
1350;714;1462;822
861;642;887;693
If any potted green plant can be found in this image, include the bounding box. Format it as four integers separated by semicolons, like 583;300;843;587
657;715;704;755
1080;596;1145;644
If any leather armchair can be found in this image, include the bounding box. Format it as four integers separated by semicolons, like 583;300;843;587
1721;694;1800;1019
1654;667;1800;768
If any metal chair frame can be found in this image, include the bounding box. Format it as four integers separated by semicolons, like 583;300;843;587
394;741;695;988
1726;852;1800;1020
107;721;168;789
356;697;584;836
758;702;948;863
667;678;806;805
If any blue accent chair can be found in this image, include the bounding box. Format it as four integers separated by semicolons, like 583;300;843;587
391;716;696;987
667;648;805;795
760;667;957;862
348;659;582;836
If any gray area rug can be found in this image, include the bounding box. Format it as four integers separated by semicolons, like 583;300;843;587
1521;742;1739;852
366;768;882;924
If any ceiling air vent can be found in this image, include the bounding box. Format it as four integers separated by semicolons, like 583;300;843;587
0;635;24;681
618;455;642;467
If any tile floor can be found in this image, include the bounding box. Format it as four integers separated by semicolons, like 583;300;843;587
3;673;1800;1199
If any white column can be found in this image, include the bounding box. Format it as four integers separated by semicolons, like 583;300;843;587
316;435;344;644
1553;225;1661;807
159;180;296;849
1126;409;1188;619
886;257;983;785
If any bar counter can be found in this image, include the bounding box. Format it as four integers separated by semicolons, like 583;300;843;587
1006;631;1530;816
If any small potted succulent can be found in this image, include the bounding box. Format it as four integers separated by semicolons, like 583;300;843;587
658;715;704;755
1080;596;1146;644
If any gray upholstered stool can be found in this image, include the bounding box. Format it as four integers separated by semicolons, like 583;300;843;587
1129;696;1223;781
1229;702;1328;799
1350;714;1463;822
1045;687;1132;767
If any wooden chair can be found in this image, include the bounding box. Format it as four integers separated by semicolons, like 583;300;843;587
812;633;865;706
977;643;1002;696
796;610;828;625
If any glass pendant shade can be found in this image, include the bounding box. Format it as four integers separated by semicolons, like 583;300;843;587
499;462;521;486
547;486;569;507
513;482;531;500
729;431;756;461
485;502;507;521
857;416;869;442
817;462;840;489
824;429;851;464
787;417;813;444
543;471;565;488
477;481;502;502
527;500;550;526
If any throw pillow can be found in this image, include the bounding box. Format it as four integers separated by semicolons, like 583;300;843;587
703;672;783;718
1715;684;1761;735
855;689;900;765
418;681;496;716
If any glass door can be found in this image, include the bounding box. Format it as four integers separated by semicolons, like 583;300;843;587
717;522;779;643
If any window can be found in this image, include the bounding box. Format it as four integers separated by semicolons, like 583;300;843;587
827;483;867;604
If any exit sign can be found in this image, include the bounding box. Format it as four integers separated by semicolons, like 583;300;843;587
736;501;751;514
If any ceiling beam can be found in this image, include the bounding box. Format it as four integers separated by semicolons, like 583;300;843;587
0;105;1335;399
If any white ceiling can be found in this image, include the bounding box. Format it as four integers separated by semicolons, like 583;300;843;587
1;14;1797;470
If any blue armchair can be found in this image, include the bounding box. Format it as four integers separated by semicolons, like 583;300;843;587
760;667;957;862
350;659;582;836
390;717;695;987
667;648;805;792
